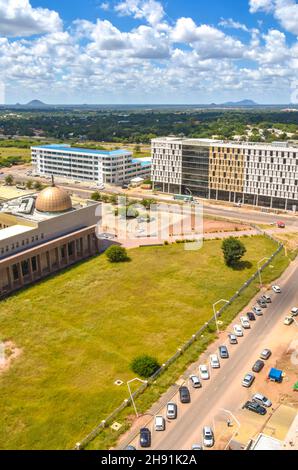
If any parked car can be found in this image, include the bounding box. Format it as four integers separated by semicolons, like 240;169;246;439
190;374;202;389
234;325;244;337
261;295;272;304
284;316;294;326
140;428;151;448
155;416;166;431
192;444;203;451
253;306;263;316
252;359;265;373
199;364;210;380
219;345;229;359
252;393;272;408
166;402;177;420
210;354;220;369
242;401;267;415
272;285;281;294
257;298;267;309
125;445;136;450
291;307;298;317
203;427;214;448
179;386;191;403
277;221;286;229
247;312;256;321
242;373;255;388
228;334;238;345
240;316;250;329
260;349;272;360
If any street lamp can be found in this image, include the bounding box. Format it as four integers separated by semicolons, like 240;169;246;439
221;409;241;451
257;257;270;288
127;378;148;418
213;299;229;335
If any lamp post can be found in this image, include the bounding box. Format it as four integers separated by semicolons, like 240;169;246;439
127;378;148;418
221;409;241;451
257;257;270;288
213;299;229;335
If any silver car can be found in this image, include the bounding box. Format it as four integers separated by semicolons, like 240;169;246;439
166;402;177;420
242;373;255;388
252;393;272;408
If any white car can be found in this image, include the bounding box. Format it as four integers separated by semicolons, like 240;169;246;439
284;316;294;326
155;416;166;431
233;325;244;337
291;307;298;317
210;354;220;369
252;393;272;408
199;365;210;380
253;306;263;316
203;426;214;448
240;316;250;329
190;375;202;388
272;285;281;294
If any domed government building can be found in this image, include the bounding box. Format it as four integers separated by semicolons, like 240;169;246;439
0;179;105;298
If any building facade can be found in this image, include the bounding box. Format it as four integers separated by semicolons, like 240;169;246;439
0;183;111;298
151;137;298;211
31;144;151;185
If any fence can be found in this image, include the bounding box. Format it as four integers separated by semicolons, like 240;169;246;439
76;235;284;450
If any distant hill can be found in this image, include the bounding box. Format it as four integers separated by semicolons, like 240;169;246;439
220;99;258;107
25;100;48;108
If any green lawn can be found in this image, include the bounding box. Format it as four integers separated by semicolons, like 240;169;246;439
0;237;288;449
0;147;31;166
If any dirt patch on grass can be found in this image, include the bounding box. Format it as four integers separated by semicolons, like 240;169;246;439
204;219;251;234
0;341;22;374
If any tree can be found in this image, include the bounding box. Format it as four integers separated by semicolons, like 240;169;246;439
33;181;43;191
105;245;129;263
91;191;102;201
142;198;155;210
4;175;13;186
222;237;247;267
130;355;160;378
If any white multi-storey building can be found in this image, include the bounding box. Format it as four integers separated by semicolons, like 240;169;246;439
151;137;298;211
31;144;151;185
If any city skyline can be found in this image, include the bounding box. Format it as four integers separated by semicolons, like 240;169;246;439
0;0;298;105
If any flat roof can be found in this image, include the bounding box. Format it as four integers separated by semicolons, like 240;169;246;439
0;224;33;241
132;158;151;167
31;144;131;157
252;434;283;451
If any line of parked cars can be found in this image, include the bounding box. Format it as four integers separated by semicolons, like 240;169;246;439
136;286;284;449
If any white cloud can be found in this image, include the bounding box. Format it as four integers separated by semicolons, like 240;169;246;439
0;0;296;103
115;0;165;26
172;18;245;59
0;0;62;37
250;0;298;35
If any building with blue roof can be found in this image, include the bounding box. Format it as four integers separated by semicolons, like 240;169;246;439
31;144;151;185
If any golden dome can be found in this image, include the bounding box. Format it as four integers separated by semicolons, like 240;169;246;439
35;184;72;213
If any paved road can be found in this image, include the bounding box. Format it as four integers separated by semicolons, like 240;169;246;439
125;259;298;450
1;168;298;228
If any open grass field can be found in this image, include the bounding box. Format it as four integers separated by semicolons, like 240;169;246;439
0;147;31;165
0;236;289;450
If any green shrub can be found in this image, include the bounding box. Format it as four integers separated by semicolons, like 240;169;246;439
105;245;129;263
131;355;160;378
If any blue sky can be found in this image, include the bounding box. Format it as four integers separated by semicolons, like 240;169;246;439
1;0;298;104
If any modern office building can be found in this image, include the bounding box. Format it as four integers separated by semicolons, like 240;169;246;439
31;144;151;185
151;137;298;211
0;181;111;298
